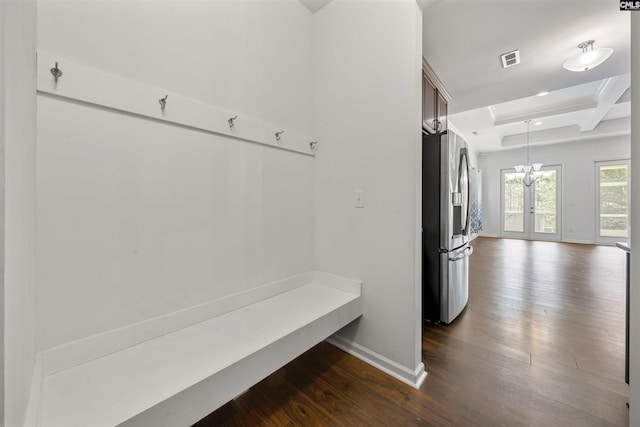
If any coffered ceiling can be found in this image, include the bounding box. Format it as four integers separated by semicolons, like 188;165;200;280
422;0;631;153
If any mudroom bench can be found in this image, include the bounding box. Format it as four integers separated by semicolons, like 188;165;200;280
27;272;362;426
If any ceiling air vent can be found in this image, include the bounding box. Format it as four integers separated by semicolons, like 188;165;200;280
500;50;520;68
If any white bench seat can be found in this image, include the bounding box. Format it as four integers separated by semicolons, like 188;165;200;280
35;275;362;427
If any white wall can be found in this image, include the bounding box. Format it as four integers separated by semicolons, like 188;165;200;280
3;0;38;425
37;0;313;135
36;0;316;351
478;136;630;243
314;0;424;379
37;0;427;395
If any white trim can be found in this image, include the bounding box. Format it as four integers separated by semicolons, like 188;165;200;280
493;237;596;245
560;162;567;242
36;51;316;157
414;152;423;374
327;334;428;390
414;72;424;383
594;159;631;245
562;239;594;245
478;233;499;238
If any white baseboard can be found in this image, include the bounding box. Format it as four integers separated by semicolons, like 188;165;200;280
327;334;427;390
483;235;596;245
562;239;594;245
477;233;498;238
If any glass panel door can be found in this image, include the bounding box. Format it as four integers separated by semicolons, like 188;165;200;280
531;169;559;238
501;166;562;240
596;160;630;243
501;170;526;238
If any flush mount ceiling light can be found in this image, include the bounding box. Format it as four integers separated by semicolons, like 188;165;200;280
562;40;613;72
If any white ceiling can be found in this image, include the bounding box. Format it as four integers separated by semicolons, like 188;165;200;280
422;0;631;153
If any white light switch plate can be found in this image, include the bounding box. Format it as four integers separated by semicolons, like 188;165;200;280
354;190;365;208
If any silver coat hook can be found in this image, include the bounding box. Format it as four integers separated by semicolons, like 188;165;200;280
275;130;285;142
159;95;168;111
228;115;238;128
50;62;63;83
309;140;318;152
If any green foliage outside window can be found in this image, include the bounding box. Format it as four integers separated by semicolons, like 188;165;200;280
533;171;557;233
599;165;628;237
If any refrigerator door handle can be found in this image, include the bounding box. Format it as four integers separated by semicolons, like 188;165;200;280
459;148;471;236
449;245;474;261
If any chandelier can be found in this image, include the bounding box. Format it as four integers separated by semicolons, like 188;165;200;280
514;119;542;187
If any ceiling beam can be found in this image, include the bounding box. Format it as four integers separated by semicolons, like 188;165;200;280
492;99;598;127
578;75;631;132
501;117;630;147
618;88;631;104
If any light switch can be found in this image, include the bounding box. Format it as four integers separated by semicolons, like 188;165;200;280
354;190;365;208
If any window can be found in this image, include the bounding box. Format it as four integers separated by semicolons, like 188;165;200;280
596;161;630;242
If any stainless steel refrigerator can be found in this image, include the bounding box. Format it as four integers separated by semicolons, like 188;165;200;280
422;130;473;324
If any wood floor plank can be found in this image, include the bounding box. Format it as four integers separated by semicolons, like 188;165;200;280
193;237;629;426
323;346;471;426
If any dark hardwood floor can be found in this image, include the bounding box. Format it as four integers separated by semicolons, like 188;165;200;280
194;237;629;426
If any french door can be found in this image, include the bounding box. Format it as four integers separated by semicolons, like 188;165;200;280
501;165;562;241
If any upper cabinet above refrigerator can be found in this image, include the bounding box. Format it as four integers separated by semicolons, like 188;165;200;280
422;58;451;134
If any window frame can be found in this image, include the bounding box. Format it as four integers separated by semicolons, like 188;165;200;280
595;159;631;244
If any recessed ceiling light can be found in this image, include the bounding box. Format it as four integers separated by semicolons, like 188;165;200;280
534;121;543;126
537;91;549;97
